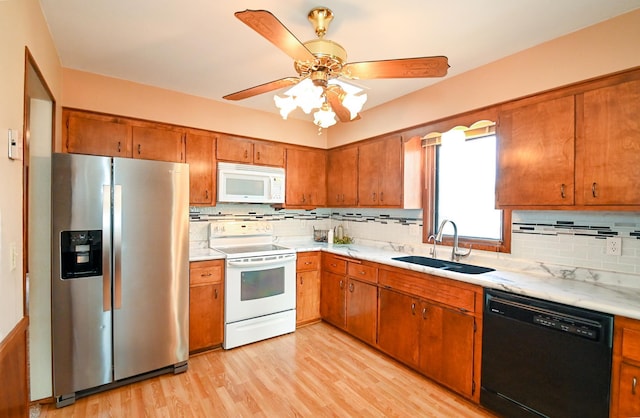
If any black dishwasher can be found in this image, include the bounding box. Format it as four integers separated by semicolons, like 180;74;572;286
481;289;613;418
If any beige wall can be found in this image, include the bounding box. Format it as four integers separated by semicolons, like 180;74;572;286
329;9;640;147
61;9;640;151
0;0;62;339
61;69;328;150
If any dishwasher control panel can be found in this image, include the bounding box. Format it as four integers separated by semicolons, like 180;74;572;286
533;314;598;340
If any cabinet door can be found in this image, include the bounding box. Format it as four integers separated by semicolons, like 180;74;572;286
296;270;321;326
132;125;184;162
254;141;284;167
320;271;346;329
377;137;403;206
346;279;377;345
189;282;223;352
286;148;327;207
580;79;640;205
618;362;640;418
217;135;253;163
327;146;358;206
186;132;216;205
357;140;382;206
377;288;419;367
419;302;475;397
496;95;575;206
65;111;132;157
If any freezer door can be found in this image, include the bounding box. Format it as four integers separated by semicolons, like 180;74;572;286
51;153;113;397
112;158;189;380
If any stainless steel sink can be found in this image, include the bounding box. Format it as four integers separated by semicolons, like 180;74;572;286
392;255;495;275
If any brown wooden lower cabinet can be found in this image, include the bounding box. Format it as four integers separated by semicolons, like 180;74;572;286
321;254;481;402
611;316;640;418
378;288;420;367
189;260;224;353
296;251;321;326
346;278;377;345
320;254;378;346
320;270;347;329
378;288;475;397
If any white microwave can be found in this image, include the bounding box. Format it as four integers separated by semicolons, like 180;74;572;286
217;162;285;204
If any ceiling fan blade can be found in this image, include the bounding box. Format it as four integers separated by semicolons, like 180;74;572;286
343;56;449;79
326;86;360;123
235;10;315;63
223;77;299;101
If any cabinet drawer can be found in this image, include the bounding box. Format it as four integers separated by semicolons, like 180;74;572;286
347;262;377;284
297;252;320;271
322;254;348;275
622;328;640;362
379;269;475;312
190;260;224;286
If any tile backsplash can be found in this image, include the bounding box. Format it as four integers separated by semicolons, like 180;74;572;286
190;205;640;277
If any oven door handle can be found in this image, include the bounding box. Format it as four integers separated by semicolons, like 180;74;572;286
227;255;296;268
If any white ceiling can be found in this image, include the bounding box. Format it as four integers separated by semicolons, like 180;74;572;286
39;1;640;123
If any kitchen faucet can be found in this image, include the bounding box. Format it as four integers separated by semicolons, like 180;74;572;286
433;219;472;261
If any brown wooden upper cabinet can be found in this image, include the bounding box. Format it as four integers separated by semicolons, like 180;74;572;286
496;95;576;206
186;131;217;206
356;135;421;208
496;70;640;209
64;109;132;157
132;125;184;163
577;77;640;206
358;135;403;207
285;147;327;208
327;146;358;207
217;134;284;167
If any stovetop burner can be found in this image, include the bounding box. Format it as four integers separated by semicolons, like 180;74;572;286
208;221;294;259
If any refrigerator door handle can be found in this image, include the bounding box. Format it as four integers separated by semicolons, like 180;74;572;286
102;185;112;312
114;184;123;310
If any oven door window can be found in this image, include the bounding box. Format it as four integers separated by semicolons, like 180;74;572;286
240;267;285;300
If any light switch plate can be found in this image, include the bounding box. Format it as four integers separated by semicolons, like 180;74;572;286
606;237;621;256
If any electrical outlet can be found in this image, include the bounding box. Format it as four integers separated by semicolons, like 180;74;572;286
606;237;622;256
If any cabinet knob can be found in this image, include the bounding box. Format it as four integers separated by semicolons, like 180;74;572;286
137;144;141;155
214;288;218;299
372;192;377;202
380;192;384;202
339;280;344;289
422;307;427;319
592;182;598;198
349;282;354;292
300;277;304;285
201;272;212;277
633;376;637;395
560;183;566;199
256;151;261;160
117;141;121;153
244;149;248;158
411;303;416;315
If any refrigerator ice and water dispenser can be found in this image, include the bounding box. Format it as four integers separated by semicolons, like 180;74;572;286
60;230;102;279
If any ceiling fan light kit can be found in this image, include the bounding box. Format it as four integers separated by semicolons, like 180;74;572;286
224;7;449;129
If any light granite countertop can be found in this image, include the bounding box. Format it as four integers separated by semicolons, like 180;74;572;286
191;239;640;320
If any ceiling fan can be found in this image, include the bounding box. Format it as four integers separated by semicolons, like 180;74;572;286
223;7;449;127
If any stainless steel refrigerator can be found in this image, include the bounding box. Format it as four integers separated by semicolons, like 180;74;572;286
51;153;189;407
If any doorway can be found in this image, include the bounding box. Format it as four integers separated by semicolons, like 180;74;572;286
23;48;55;401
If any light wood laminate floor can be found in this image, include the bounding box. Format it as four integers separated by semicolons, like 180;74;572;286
36;322;496;417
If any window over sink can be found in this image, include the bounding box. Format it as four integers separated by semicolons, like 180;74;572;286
436;129;501;240
422;116;511;253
